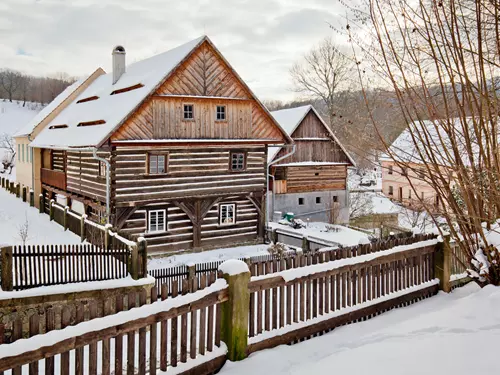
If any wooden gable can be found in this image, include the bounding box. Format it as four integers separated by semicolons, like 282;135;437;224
112;39;285;142
155;41;250;99
274;110;352;164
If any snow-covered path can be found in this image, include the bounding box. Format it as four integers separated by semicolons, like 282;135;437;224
220;283;500;375
0;185;81;245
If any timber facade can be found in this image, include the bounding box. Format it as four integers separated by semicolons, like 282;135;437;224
31;36;290;253
269;106;355;223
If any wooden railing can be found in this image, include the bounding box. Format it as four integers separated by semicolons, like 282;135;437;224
246;240;439;353
41;168;66;190
0;278;228;374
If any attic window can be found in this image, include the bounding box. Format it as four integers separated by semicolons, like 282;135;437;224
76;96;99;104
77;120;106;127
49;124;68;129
110;84;144;95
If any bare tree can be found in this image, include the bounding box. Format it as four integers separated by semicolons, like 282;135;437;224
343;0;500;285
17;212;31;246
0;133;16;174
0;69;22;102
349;192;374;219
290;38;353;133
18;74;32;107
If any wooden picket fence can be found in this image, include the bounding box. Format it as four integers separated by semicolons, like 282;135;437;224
1;244;130;291
0;275;225;375
148;233;435;297
0;237;443;375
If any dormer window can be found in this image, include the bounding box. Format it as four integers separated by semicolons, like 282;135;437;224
110;84;144;95
76;96;99;104
77;120;106;127
183;104;194;120
216;105;226;121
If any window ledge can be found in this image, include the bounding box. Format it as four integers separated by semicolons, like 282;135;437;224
144;230;170;236
142;173;169;178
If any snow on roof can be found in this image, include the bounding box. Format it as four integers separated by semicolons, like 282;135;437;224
30;36;206;149
14;77;89;137
268;105;356;166
381;118;483;166
274;161;350;167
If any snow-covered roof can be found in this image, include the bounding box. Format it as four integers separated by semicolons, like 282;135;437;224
268;105;356;166
14;77;90;137
30;36;206;149
381;118;484;167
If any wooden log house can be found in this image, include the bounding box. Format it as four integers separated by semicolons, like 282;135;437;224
28;36;292;253
269;105;355;223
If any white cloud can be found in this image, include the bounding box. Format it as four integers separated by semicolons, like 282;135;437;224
0;0;346;100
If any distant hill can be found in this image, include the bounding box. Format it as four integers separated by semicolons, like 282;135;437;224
0;100;41;137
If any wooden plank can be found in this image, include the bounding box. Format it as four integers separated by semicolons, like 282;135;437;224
160;284;168;372
171;279;179;367
190;278;199;360
180;279;189;363
127;293;136;375
102;298;111;375
199;274;207;355
45;308;55;375
75;304;84;375
138;291;147;375
29;313;40;375
115;295;124;375
89;302;98;375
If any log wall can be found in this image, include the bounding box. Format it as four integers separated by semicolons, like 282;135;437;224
66;151;108;202
280;165;347;193
113;145;266;207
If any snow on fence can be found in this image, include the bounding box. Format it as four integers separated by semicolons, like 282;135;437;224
246;239;440;353
1;244;130;291
149;234;436;298
0;277;227;375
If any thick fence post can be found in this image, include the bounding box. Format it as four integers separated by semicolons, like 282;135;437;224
130;245;139;280
39;194;44;213
138;237;147;279
1;246;13;291
435;235;452;293
80;215;86;242
272;229;279;244
188;263;196;290
30;190;34;207
15;183;20;198
9;181;14;194
219;260;250;361
302;236;310;253
49;199;55;221
22;187;27;202
1;177;4;188
104;224;112;250
63;207;69;231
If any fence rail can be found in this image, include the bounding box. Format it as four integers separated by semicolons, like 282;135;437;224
148;234;436;297
2;244;130;290
0;276;227;375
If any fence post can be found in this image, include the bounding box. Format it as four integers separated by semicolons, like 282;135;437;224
63;207;69;231
22;187;27;202
39;194;44;213
435;235;452;293
15;183;20;198
104;224;112;250
138;237;147;279
187;263;196;290
49;199;56;221
30;190;34;207
272;229;279;244
219;260;250;361
129;245;139;280
80;215;86;242
1;177;3;188
302;236;310;253
9;181;14;194
1;246;13;291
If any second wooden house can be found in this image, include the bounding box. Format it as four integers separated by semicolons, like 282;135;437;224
268;105;355;223
27;36;292;253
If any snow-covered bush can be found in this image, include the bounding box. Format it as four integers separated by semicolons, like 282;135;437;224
268;242;287;259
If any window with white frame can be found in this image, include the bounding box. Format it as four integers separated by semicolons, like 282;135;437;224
183;104;194;120
216;105;226;121
148;209;166;233
219;203;236;226
230;152;245;171
98;160;106;177
148;153;167;174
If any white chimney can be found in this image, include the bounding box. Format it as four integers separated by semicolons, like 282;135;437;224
112;45;126;84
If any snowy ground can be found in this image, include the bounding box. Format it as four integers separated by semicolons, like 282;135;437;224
148;244;272;269
268;221;371;247
0;183;81;246
221;283;500;375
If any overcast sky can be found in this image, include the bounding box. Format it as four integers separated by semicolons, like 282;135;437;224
0;0;346;101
